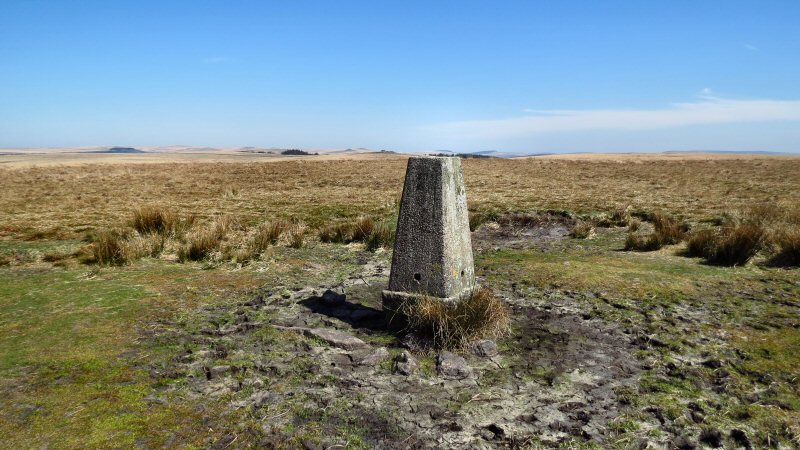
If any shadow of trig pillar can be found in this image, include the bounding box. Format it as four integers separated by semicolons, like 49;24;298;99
383;156;476;314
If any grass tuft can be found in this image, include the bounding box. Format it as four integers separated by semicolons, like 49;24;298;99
768;229;800;267
251;220;290;252
365;221;395;251
396;287;510;350
92;230;129;266
319;222;354;244
179;227;221;261
351;216;374;242
288;224;306;249
625;212;687;251
131;206;179;236
569;220;596;239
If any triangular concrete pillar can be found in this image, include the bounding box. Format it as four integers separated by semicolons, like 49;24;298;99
383;156;476;308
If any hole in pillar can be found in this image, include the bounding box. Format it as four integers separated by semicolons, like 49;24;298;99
461;270;465;277
413;273;421;282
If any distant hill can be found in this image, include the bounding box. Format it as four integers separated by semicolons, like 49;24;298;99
87;147;146;154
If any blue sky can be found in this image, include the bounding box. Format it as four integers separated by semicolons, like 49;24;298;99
1;1;799;153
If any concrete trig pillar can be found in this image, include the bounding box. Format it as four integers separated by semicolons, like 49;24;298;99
383;156;476;311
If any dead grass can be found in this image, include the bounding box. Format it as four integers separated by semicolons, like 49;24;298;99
365;221;395;251
768;229;800;267
251;220;290;252
2;156;800;241
397;287;510;350
131;206;180;236
685;204;798;266
288;224;306;249
92;230;128;265
179;227;221;262
625;213;687;251
569;220;596;239
318;215;394;251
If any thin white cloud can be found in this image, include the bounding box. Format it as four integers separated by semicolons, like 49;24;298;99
428;97;800;139
744;43;758;51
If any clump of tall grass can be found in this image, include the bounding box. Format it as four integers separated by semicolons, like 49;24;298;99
288;224;306;249
93;230;129;265
595;206;632;228
569;220;596;239
365;221;395;251
319;222;354;244
178;216;238;262
131;206;177;235
351;216;375;242
179;227;221;261
121;234;165;260
625;212;687;252
768;230;800;267
251;220;290;252
393;287;510;350
318;216;394;251
686;217;766;266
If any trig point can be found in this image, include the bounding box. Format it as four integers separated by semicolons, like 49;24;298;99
383;156;476;312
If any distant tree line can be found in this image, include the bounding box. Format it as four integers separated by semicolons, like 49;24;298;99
281;149;318;156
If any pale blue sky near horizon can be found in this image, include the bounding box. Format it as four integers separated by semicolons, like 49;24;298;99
1;1;799;153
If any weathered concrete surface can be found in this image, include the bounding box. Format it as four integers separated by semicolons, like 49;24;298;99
383;156;475;305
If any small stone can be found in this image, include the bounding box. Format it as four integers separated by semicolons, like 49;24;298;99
322;289;346;306
359;347;390;366
472;340;498;357
303;328;367;350
699;428;723;448
394;350;418;375
437;351;473;380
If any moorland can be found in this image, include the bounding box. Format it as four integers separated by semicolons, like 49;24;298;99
1;151;799;449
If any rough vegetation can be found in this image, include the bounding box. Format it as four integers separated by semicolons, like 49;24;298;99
1;154;800;448
393;287;510;349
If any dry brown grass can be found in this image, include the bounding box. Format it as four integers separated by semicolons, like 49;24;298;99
288;224;306;249
131;206;180;236
625;213;687;251
250;220;289;252
396;287;510;350
769;230;800;267
3;155;799;242
569;220;596;239
685;204;798;266
92;230;128;265
351;216;375;242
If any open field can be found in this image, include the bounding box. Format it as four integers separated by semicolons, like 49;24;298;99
1;152;799;449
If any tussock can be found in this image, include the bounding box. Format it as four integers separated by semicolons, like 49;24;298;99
625;212;687;251
396;287;510;350
288;224;306;249
768;229;800;267
569;220;595;239
251;220;290;252
93;230;128;265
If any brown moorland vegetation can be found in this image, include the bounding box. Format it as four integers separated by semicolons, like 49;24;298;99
2;154;800;241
